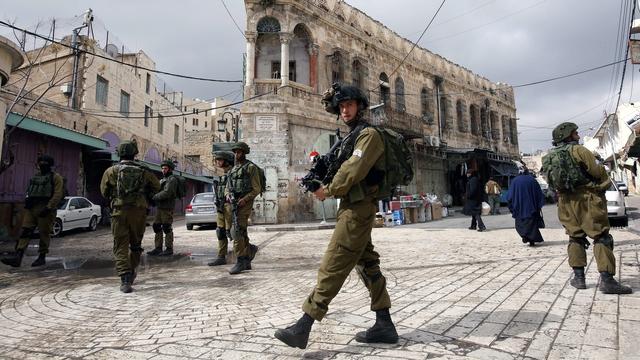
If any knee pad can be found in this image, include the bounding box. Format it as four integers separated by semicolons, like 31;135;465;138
216;228;227;241
20;227;34;238
594;233;614;250
130;244;144;253
152;223;162;233
161;223;173;234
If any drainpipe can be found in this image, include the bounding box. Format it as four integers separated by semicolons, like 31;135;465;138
434;76;443;141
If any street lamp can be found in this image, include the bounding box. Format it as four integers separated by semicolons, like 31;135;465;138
218;111;240;142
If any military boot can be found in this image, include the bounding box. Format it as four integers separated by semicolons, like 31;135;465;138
355;308;399;344
208;256;226;266
249;244;259;261
570;267;586;289
120;273;133;293
229;257;250;275
160;248;173;256
274;313;315;349
31;253;46;267
599;272;632;294
1;249;24;268
147;248;163;256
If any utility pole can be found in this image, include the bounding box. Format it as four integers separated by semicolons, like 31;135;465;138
70;9;93;110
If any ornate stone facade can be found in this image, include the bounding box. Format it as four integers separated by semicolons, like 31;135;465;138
240;0;520;223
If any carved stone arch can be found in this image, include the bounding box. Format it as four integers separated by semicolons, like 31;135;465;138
100;130;121;154
379;72;390;104
256;16;282;33
144;146;161;164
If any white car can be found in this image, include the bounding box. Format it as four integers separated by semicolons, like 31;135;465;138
52;196;102;237
606;181;628;227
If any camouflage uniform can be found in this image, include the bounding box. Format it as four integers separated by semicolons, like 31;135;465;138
1;155;64;268
100;141;160;293
226;143;260;274
149;161;179;256
209;151;234;266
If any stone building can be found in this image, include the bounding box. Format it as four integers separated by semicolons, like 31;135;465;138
240;0;519;223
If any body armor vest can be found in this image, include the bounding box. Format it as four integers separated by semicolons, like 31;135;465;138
27;173;54;199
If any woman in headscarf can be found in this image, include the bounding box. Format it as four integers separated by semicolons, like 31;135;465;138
506;165;546;246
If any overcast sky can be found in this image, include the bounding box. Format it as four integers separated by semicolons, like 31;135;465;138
1;1;633;153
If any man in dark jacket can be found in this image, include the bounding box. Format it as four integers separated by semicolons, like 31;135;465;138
507;167;545;246
148;160;179;256
463;169;486;231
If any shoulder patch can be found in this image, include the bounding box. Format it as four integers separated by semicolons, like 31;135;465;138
353;149;363;158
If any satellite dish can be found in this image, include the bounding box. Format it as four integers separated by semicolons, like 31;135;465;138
105;44;119;58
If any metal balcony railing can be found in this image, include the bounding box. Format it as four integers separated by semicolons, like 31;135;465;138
370;104;423;140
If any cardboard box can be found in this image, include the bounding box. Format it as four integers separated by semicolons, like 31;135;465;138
431;202;443;220
408;207;419;224
418;206;427;222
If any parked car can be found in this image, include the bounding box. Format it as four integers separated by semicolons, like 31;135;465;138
52;196;102;237
606;181;628;227
616;181;629;196
185;192;217;230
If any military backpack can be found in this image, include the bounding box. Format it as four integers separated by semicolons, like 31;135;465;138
174;174;187;199
374;127;414;199
116;164;146;204
541;144;591;192
232;161;266;196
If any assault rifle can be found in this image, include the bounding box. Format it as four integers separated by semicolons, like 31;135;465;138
228;192;241;240
299;129;344;193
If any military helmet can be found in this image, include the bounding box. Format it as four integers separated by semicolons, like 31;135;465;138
214;151;235;163
37;155;54;166
117;140;139;157
326;84;369;115
160;160;175;170
552;122;578;144
231;142;250;155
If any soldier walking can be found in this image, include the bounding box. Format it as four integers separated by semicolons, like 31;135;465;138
148;160;179;256
226;142;259;274
275;85;398;349
208;151;235;266
100;141;160;293
1;155;64;267
544;122;631;294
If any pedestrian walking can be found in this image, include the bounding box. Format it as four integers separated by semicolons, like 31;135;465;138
100;140;160;293
274;84;399;349
463;169;486;232
506;166;545;246
485;176;502;215
1;155;64;268
147;160;179;257
542;122;632;294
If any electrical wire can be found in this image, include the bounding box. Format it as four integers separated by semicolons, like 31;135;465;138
220;0;247;40
0;20;243;83
614;0;637;112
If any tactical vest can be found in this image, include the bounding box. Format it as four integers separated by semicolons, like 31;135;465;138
216;174;227;205
228;162;254;197
27;173;54;199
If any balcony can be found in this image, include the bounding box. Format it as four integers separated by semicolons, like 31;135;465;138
370;104;423;140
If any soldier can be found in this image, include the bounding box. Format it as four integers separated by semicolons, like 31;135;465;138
148;160;179;256
549;122;632;294
100;140;160;293
208;151;235;266
226;142;259;274
1;155;64;267
275;85;398;349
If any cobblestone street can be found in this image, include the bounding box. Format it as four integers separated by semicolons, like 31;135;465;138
1;202;639;359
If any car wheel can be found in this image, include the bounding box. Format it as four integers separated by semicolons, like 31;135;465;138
622;216;629;227
186;224;194;230
87;216;98;231
51;219;63;237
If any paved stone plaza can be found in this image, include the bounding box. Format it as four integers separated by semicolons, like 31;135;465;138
0;204;639;359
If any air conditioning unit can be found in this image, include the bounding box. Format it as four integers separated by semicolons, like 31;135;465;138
425;135;440;147
60;83;72;95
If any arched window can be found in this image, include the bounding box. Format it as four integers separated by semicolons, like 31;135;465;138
490;111;500;140
510;118;518;145
352;59;366;90
469;104;479;135
420;88;433;123
480;106;489;139
255;17;282;80
395;77;405;112
331;51;344;84
379;73;390;105
501;115;510;142
456;99;466;132
291;24;312;85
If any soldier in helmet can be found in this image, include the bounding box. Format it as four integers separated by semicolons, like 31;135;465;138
275;84;398;349
1;155;64;268
100;140;160;293
148;160;179;256
225;142;259;274
208;151;235;266
549;122;632;294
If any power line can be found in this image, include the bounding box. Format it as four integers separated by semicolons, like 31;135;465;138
220;0;247;40
614;0;637;112
0;20;243;83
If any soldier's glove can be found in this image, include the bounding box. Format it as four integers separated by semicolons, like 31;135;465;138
38;207;52;217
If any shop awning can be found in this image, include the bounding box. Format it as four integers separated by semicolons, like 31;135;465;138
489;161;519;177
6;112;108;149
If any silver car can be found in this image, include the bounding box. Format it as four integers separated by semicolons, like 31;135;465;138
185;192;217;230
606;181;628;227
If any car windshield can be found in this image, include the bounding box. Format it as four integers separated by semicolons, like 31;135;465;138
192;193;215;204
57;198;69;210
